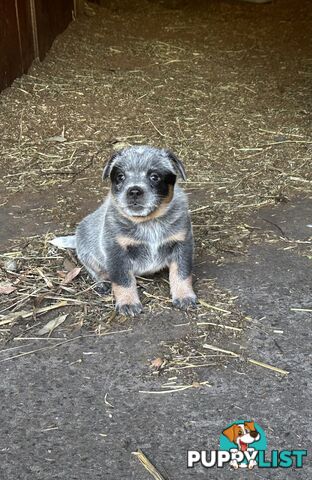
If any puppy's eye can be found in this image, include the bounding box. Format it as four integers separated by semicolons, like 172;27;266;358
150;173;160;183
116;173;125;183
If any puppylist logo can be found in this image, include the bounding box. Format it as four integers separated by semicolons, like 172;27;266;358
187;420;307;470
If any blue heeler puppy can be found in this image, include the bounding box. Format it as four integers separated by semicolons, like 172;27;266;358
51;145;197;316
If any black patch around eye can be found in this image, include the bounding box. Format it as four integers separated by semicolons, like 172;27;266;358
111;166;125;191
149;170;176;197
111;166;122;181
164;172;176;185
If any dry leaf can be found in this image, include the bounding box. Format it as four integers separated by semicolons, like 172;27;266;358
57;270;67;278
37;314;68;336
0;302;68;327
192;382;201;388
112;141;130;151
0;310;29;326
61;267;81;285
63;258;77;272
47;134;67;143
0;284;17;295
151;357;164;369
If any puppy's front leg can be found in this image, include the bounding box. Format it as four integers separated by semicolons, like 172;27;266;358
112;276;143;317
107;249;143;317
169;242;197;310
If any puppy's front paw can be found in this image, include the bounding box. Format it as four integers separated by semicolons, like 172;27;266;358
172;296;197;310
116;302;143;317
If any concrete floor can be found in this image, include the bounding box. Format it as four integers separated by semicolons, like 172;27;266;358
1;197;311;479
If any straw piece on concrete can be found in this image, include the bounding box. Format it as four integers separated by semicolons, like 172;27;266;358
290;307;312;313
203;344;240;356
132;449;168;480
139;381;211;394
247;358;289;376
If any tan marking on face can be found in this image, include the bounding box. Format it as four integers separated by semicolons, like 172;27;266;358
111;186;174;224
112;280;140;306
169;261;195;300
130;202;169;223
131;188;174;223
163;184;174;204
164;230;186;243
116;235;142;250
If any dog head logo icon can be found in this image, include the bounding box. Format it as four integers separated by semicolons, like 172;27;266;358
220;420;266;469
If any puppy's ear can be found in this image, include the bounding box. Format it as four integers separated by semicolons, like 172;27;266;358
165;150;187;181
102;152;120;180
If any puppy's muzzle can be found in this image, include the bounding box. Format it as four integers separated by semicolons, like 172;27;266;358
127;186;144;203
127;186;144;199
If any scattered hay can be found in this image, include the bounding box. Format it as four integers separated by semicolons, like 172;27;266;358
0;2;309;384
0;234;290;380
0;3;311;264
0;234;244;344
139;380;211;394
147;278;289;381
0;235;137;342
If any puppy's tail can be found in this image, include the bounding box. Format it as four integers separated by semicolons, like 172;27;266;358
50;235;76;249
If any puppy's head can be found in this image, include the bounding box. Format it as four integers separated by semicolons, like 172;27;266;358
103;146;186;218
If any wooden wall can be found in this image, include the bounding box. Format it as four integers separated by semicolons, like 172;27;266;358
35;0;74;61
0;0;74;92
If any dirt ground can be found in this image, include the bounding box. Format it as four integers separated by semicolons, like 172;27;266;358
0;0;312;478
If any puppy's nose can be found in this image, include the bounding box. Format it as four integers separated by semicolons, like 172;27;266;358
250;431;258;438
127;186;144;199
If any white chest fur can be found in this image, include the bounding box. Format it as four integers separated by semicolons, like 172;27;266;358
133;222;168;275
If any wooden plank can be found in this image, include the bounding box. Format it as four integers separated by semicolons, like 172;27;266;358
0;0;74;92
0;0;23;91
35;0;74;61
16;0;35;70
74;0;85;16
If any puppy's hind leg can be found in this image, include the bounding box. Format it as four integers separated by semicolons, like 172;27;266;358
169;240;197;310
79;252;111;295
